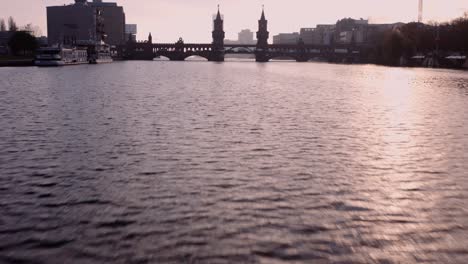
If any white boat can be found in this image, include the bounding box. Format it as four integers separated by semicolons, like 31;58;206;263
35;47;88;67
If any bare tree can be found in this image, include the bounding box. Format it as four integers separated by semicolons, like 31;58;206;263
24;23;33;33
32;25;43;37
0;19;6;31
8;16;17;32
22;23;42;37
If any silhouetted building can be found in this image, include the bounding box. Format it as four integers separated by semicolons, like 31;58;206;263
238;29;255;44
47;0;125;46
273;33;300;44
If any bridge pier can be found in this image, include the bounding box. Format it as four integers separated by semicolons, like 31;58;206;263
255;51;269;62
208;51;225;62
296;56;309;62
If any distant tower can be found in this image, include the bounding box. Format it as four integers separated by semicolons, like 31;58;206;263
210;5;225;61
418;0;423;23
148;32;152;43
212;5;225;48
256;5;269;48
255;6;269;62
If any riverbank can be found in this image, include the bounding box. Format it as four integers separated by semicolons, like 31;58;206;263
0;56;34;67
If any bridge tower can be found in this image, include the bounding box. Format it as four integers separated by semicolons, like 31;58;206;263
256;6;270;62
142;32;154;60
148;32;153;43
211;5;225;61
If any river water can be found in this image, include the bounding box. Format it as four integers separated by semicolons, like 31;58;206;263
0;61;468;263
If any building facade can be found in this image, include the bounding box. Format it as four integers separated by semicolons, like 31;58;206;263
300;28;321;45
316;25;335;45
334;18;368;44
47;0;125;46
90;0;125;45
273;33;300;45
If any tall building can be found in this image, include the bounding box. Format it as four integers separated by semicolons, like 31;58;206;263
47;0;125;46
238;29;255;44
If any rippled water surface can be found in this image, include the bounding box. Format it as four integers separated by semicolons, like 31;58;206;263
1;62;468;263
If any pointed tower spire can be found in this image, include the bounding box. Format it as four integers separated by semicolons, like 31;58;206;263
148;32;152;43
257;5;269;48
212;5;225;49
216;4;222;20
211;4;225;61
261;5;266;20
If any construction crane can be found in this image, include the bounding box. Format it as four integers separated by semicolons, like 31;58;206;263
418;0;423;23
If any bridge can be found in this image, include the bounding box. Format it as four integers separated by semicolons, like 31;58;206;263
122;7;369;63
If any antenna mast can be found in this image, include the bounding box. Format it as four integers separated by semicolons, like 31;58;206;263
418;0;423;23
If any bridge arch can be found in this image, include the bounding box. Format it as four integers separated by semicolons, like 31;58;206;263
154;55;170;61
185;55;209;61
225;47;255;54
268;55;299;62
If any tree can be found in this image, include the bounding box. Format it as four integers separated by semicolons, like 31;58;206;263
8;31;38;56
381;29;412;65
22;23;42;37
8;16;17;32
0;19;6;32
24;23;33;33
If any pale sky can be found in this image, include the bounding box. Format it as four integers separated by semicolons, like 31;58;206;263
1;0;467;42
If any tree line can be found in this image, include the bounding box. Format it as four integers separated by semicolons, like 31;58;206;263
0;17;42;36
1;17;40;56
371;13;468;66
0;17;18;32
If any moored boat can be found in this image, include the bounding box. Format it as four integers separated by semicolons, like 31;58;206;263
35;47;88;67
88;42;113;64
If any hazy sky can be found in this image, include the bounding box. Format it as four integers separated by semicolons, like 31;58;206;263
1;0;467;42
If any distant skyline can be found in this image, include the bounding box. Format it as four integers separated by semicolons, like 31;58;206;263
1;0;467;42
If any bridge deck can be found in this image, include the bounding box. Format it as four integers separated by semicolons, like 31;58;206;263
142;43;366;49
